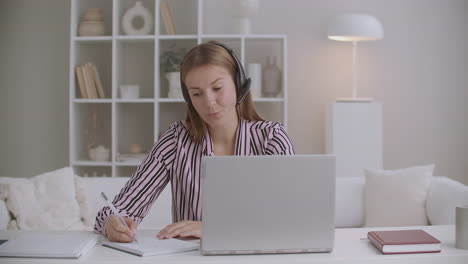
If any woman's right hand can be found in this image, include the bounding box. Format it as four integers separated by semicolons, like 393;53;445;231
104;215;138;242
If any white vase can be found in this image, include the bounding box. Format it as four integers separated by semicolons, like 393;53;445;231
230;0;260;34
247;63;262;98
166;72;183;98
262;56;281;97
122;1;153;35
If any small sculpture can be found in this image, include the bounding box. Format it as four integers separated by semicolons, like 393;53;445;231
78;8;106;36
122;1;153;35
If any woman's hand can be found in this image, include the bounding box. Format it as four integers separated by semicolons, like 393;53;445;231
104;215;138;242
157;220;202;239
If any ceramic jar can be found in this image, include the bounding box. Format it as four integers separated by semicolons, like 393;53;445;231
89;145;110;162
78;8;106;36
262;56;282;97
166;72;183;98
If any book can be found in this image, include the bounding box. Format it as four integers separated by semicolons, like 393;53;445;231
75;65;88;98
367;229;441;254
85;63;99;99
0;232;98;259
91;63;105;98
81;64;96;99
102;237;199;257
160;0;176;35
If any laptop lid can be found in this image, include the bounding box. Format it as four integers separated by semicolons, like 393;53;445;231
201;155;336;255
0;232;98;259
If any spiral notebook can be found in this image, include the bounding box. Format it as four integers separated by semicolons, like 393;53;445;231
0;232;98;259
102;237;199;257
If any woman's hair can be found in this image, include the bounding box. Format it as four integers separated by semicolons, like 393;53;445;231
180;41;263;142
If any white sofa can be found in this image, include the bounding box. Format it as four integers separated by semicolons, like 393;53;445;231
1;173;467;230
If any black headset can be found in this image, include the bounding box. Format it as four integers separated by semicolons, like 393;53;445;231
180;41;251;105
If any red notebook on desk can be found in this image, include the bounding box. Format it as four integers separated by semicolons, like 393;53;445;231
367;229;441;254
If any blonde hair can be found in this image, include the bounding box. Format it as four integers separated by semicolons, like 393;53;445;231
181;41;263;142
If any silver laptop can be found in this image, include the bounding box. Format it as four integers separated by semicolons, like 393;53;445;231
201;155;336;255
0;232;98;259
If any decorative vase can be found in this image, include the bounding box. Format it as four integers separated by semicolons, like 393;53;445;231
122;1;153;35
247;63;262;98
119;84;140;99
262;56;281;97
83;8;103;21
89;145;110;162
78;8;106;36
230;0;260;34
166;72;183;98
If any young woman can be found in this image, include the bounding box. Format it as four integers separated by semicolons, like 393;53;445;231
95;41;295;242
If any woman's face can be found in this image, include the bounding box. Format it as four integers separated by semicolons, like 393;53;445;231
185;64;238;128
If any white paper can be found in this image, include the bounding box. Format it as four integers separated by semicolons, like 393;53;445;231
102;237;199;257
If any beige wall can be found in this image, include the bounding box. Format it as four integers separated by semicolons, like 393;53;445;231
1;0;467;184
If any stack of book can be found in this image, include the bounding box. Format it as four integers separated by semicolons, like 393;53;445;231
75;62;105;99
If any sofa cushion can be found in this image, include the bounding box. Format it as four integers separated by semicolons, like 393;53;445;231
426;176;468;225
0;200;10;230
335;177;365;228
0;167;86;230
364;165;434;227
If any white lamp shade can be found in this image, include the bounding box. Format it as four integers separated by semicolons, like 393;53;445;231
328;14;384;42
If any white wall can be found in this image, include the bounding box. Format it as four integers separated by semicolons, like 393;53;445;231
0;0;70;177
1;0;467;184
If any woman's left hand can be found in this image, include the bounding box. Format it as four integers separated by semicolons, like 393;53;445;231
157;220;202;239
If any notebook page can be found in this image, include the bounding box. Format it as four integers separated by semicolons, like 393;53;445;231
102;237;199;256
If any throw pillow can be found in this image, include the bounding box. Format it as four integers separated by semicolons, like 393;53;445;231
0;167;87;230
426;176;468;225
364;164;434;227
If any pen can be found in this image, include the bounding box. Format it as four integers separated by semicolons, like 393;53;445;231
100;192;138;243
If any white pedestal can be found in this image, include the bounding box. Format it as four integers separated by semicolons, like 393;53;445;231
326;102;382;178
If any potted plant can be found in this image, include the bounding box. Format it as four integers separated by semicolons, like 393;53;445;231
160;44;186;98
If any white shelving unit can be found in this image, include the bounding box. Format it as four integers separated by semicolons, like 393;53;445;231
69;0;288;177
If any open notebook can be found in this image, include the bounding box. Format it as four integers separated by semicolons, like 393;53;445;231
102;237;199;257
0;232;99;259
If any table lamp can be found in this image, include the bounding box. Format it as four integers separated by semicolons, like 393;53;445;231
327;14;384;102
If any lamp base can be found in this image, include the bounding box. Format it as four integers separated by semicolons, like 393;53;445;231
336;97;373;102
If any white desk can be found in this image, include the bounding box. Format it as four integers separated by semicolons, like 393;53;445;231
1;225;467;264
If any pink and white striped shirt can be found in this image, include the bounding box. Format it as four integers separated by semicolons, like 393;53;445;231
94;119;295;234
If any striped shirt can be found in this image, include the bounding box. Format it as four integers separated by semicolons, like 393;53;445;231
94;119;295;234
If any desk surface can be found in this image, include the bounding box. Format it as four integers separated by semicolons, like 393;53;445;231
1;225;467;264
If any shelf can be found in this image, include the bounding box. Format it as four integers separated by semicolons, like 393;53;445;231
73;160;112;166
73;99;113;103
115;99;155;103
70;0;288;176
116;35;156;42
115;161;142;166
158;35;198;40
73;36;113;42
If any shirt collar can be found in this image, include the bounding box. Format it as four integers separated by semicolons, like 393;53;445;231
202;119;251;156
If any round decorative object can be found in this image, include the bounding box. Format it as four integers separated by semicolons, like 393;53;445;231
122;1;153;35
